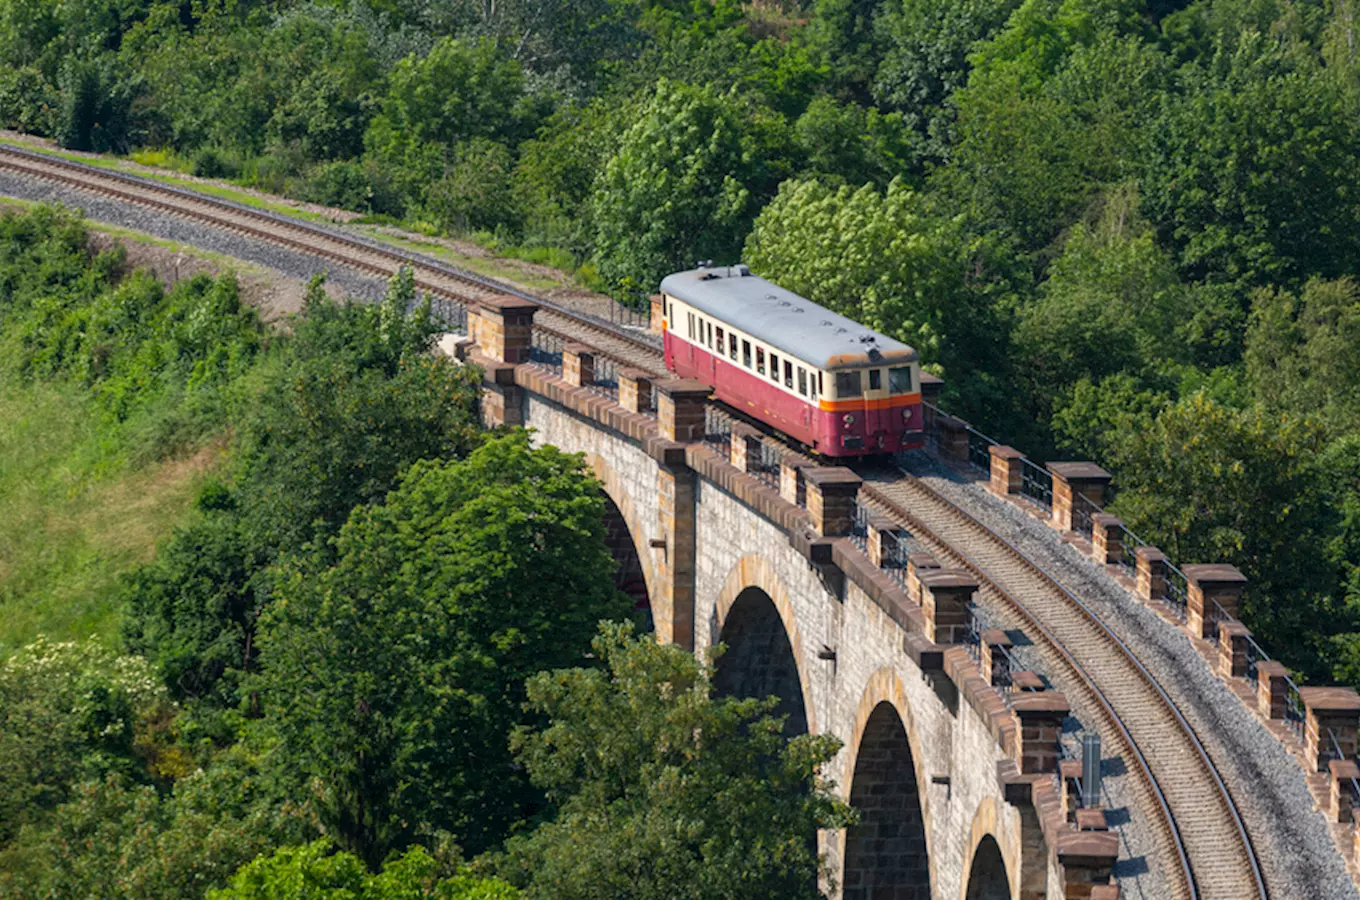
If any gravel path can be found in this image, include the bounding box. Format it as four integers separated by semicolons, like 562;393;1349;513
901;451;1357;900
0;172;389;304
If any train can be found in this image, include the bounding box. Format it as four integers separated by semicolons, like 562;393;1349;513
658;265;924;457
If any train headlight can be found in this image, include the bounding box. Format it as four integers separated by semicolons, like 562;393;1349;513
903;408;912;421
842;414;855;428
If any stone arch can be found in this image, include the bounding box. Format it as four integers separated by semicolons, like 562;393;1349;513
840;669;934;900
964;835;1011;900
960;799;1018;900
712;554;817;735
583;452;659;630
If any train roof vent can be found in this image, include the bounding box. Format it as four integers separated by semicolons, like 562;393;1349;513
777;299;791;307
820;320;833;326
734;264;751;276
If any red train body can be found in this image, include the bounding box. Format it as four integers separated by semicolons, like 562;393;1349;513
658;266;924;458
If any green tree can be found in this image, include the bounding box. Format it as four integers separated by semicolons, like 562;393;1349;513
497;622;853;900
743;176;1010;412
425;139;519;234
592;78;754;292
255;432;632;865
1142;31;1360;288
793;95;916;186
210;840;521;900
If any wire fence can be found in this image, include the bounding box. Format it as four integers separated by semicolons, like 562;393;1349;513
1020;458;1053;510
529;329;564;373
966;424;997;473
704;405;734;460
1072;491;1097;540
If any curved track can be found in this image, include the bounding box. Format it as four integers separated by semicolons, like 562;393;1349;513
0;141;1268;899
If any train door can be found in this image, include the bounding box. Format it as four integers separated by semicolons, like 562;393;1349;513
865;367;888;449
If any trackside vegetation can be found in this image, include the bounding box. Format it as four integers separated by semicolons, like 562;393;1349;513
0;206;852;898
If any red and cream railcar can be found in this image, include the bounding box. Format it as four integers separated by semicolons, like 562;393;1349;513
658;265;923;457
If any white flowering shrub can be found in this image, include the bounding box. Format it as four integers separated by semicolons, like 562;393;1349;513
0;636;170;842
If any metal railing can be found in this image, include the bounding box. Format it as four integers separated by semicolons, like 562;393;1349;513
966;424;998;474
1241;628;1306;739
754;439;782;490
1164;564;1190;622
529;329;564;373
586;354;619;399
1329;732;1359;804
1020;458;1053;510
1072;491;1098;539
850;502;870;553
704;405;733;460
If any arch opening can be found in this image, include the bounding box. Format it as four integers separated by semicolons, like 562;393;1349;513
965;834;1010;900
602;495;651;630
843;702;931;900
712;586;808;737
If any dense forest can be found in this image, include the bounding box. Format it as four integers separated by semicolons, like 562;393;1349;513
6;0;1360;687
4;0;1360;891
0;206;851;897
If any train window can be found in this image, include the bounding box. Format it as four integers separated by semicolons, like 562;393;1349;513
730;335;739;361
784;360;793;388
708;321;714;348
716;328;725;355
817;371;824;397
687;312;695;340
889;366;912;393
743;340;752;368
869;369;882;391
769;353;779;380
835;371;862;398
756;348;766;375
798;368;807;396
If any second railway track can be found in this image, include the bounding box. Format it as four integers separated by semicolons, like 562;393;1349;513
0;139;1273;899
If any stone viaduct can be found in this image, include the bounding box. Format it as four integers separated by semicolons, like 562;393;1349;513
455;296;1126;900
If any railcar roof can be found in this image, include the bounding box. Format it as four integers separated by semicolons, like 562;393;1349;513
659;266;917;371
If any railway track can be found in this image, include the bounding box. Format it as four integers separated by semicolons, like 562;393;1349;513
0;143;668;377
858;468;1266;900
0;140;1269;899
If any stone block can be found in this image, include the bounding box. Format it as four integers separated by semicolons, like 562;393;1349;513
729;423;764;475
1302;686;1360;772
654;379;710;443
866;513;907;569
1012;670;1046;692
937;413;970;463
905;551;941;606
919;568;977;645
618;368;653;413
1330;760;1360;824
1217;619;1252;679
1012;691;1069;774
779;458;808;507
1090;514;1123;566
650;293;665;331
803;467;862;537
1135;547;1167;603
1184;563;1247;641
474;294;538;364
1047;462;1111;534
989;445;1025;496
562;343;595;387
980;628;1013;688
1256;661;1291;720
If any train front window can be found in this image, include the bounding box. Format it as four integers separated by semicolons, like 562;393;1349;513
743;340;752;368
889;366;913;393
835;371;862;398
868;369;882;391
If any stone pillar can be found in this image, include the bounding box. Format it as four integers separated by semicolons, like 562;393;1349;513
906;552;941;607
1059;758;1083;821
1183;563;1247;641
936;414;970;463
618;368;653;413
1136;547;1167;603
1330;760;1360;823
1217;620;1252;679
779;458;808;507
803;468;862;537
1302;687;1360;773
1012;671;1046;692
919;569;977;645
1046;462;1111;533
656;461;697;651
1090;514;1123;566
655;379;710;443
980;628;1013;688
650;293;665;331
474;295;538;364
1058;832;1118;897
729;423;764;475
920;372;942;437
989;445;1025;496
1012;692;1069;774
562;343;595;387
867;514;907;569
1257;661;1290;720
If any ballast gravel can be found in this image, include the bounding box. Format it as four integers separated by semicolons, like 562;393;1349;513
901;450;1359;900
0;172;389;304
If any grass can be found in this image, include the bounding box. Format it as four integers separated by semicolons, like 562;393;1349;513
0;375;216;654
